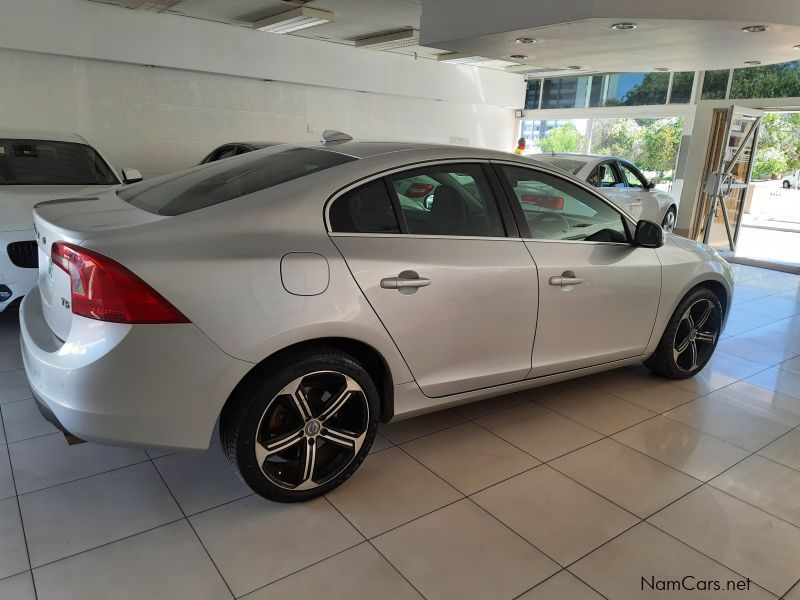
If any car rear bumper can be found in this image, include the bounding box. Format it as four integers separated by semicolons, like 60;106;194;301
20;291;253;451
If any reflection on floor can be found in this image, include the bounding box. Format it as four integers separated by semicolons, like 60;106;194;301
0;264;799;599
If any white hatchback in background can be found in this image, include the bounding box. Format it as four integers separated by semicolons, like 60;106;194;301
0;131;142;311
534;153;679;233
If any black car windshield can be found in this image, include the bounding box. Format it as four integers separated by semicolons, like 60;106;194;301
0;139;119;185
534;157;587;175
120;146;356;216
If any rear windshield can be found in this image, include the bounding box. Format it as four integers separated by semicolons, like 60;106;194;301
0;139;119;185
119;146;355;216
534;157;588;175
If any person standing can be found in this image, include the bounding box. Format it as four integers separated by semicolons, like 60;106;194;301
514;137;526;155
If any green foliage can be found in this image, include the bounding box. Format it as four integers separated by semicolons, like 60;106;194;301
752;148;788;180
730;61;800;100
539;123;583;153
590;117;683;177
753;113;800;178
640;119;682;175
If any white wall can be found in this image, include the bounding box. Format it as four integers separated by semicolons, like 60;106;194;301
0;48;517;178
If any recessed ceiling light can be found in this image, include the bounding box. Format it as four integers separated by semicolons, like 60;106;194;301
611;22;637;30
744;60;762;65
564;65;583;70
515;37;536;44
252;7;335;34
794;44;800;50
742;25;768;33
653;67;670;72
510;54;528;60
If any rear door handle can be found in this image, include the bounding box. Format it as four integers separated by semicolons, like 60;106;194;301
549;270;583;286
381;270;431;290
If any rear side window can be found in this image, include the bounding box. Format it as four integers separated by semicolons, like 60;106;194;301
329;179;400;233
120;146;355;216
0;139;119;185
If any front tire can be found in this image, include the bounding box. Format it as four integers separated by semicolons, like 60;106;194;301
783;180;791;189
644;287;723;379
221;347;379;502
661;207;677;234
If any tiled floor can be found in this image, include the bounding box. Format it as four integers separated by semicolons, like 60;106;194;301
0;264;799;599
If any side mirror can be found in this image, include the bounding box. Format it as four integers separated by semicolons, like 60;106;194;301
634;220;664;248
121;168;143;185
647;180;658;190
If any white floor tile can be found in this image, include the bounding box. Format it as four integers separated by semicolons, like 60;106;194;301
0;570;35;600
154;443;251;515
19;462;182;567
0;497;29;579
9;433;148;494
1;399;57;443
0;370;30;405
190;495;362;597
33;520;231;600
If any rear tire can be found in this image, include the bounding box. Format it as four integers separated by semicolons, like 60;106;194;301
784;180;791;189
644;287;723;379
221;347;379;502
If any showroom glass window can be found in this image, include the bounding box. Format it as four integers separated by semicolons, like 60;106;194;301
119;146;355;216
669;72;695;103
525;79;542;109
329;179;400;234
603;72;669;106
730;60;800;99
388;164;506;237
0;140;119;185
701;69;730;99
499;165;628;243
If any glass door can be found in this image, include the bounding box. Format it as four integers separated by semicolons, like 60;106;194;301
693;106;763;250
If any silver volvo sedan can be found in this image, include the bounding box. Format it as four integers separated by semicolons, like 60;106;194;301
20;136;733;502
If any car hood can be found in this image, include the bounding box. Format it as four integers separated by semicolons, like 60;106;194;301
0;185;120;232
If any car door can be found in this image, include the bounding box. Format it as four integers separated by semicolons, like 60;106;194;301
328;161;539;398
616;160;650;220
494;162;661;377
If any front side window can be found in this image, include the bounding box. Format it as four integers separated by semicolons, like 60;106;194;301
120;146;355;216
618;163;647;188
589;162;623;188
388;164;505;237
329;179;400;234
499;165;628;243
0;139;118;185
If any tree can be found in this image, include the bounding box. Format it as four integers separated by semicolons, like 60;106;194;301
591;118;642;161
753;112;800;179
753;148;789;180
539;124;583;153
639;118;682;177
730;61;800;99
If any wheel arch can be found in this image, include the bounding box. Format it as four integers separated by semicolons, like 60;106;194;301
222;337;395;426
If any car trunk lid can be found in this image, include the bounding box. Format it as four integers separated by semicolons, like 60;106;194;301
33;191;167;339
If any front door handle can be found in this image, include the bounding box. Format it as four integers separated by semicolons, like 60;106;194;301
549;270;583;286
381;270;431;291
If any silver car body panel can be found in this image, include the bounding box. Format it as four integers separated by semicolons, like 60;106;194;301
20;141;733;450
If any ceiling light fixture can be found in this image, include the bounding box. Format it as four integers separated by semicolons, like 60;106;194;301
355;29;419;50
510;54;528;60
515;37;536;44
564;65;583;70
744;60;762;65
611;22;637;30
252;7;335;34
742;25;768;33
794;44;800;50
653;67;670;72
438;53;495;65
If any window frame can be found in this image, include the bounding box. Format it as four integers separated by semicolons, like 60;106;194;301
489;160;636;246
589;160;624;189
617;160;650;189
325;159;519;239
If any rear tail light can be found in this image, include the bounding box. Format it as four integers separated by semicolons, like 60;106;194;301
51;242;189;324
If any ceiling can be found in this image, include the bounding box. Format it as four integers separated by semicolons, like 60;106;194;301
88;0;800;76
86;0;517;69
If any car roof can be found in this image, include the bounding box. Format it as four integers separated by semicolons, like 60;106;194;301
0;129;88;144
296;140;536;162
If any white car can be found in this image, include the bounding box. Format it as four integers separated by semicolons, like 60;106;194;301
782;173;798;189
0;131;142;311
20;138;732;502
534;153;679;233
